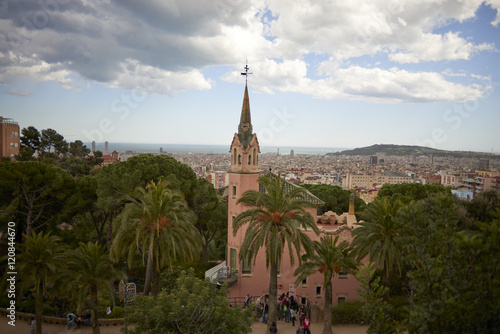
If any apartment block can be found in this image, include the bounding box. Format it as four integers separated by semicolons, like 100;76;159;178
0;117;20;159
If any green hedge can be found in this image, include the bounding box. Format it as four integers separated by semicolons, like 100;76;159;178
331;300;368;325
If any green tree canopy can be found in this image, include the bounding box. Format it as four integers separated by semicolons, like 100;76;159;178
377;183;451;205
351;197;405;286
301;184;366;215
16;231;67;334
112;180;199;297
128;269;253;334
399;196;500;333
61;175;109;245
68;140;91;158
0;161;75;239
67;242;125;334
19;126;41;160
40;128;68;158
188;178;228;265
96;154;198;247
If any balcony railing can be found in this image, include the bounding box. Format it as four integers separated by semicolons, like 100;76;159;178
217;266;238;285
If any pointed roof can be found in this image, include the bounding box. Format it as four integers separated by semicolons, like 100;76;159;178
240;84;251;125
237;83;253;149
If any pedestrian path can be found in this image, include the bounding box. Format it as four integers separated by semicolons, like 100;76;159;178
1;313;368;334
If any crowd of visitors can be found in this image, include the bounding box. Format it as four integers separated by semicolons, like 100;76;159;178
250;292;313;333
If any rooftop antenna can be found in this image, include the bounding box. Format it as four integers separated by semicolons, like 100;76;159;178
241;61;252;84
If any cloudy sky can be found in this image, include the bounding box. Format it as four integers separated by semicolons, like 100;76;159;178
2;0;500;153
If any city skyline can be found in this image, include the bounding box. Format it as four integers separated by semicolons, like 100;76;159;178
2;1;500;153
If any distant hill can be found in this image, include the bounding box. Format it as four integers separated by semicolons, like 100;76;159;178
327;144;498;159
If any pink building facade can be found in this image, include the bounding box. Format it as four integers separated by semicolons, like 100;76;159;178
222;84;361;309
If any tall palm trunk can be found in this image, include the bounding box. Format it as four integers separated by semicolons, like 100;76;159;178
151;268;161;298
143;251;153;296
267;261;278;333
35;281;43;334
91;286;100;334
323;276;333;334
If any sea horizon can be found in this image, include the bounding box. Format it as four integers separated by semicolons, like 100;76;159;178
84;142;348;155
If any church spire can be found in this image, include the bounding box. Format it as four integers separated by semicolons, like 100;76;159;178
240;84;251;125
238;64;253;149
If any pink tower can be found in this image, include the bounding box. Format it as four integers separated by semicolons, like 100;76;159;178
223;77;361;311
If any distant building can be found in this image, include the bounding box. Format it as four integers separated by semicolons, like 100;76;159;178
369;155;377;165
440;172;473;188
452;189;474;200
100;153;119;167
92;141;96;152
463;175;500;195
478;159;490;170
290;149;294;158
343;172;413;189
357;188;379;204
208;171;228;189
0;117;20;159
105;141;109;154
418;175;441;185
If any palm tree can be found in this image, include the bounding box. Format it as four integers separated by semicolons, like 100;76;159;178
294;236;358;334
233;173;319;333
67;242;124;334
17;231;67;334
351;197;404;286
111;180;198;297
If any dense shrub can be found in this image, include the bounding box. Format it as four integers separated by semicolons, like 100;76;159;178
331;300;368;324
388;295;409;321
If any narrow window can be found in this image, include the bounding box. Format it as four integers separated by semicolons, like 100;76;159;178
232;186;237;196
316;286;321;296
238;155;242;164
248;155;251;165
230;248;237;275
242;257;251;274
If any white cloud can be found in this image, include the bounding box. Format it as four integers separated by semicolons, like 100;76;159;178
0;51;75;88
389;31;494;63
108;59;213;95
314;66;488;103
486;0;500;26
0;0;496;102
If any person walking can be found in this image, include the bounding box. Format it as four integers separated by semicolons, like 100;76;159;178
262;301;269;324
29;317;36;334
290;307;297;326
303;315;311;334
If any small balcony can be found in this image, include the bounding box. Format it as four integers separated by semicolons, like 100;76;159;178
217;266;238;285
204;261;238;285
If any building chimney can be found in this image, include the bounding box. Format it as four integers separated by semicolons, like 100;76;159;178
348;193;355;215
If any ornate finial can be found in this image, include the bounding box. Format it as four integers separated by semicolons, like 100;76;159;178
240;62;252;84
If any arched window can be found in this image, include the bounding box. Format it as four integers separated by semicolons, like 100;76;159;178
233;148;237;165
238;155;241;165
248;155;252;165
253;148;257;165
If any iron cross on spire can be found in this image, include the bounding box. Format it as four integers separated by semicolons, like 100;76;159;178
241;63;252;84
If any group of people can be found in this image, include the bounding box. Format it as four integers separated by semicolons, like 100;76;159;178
254;293;312;334
65;310;92;330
